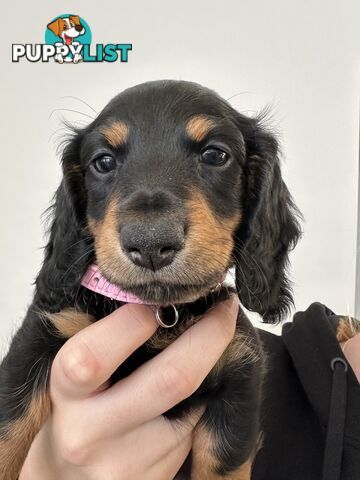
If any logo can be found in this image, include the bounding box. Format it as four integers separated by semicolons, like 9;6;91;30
12;14;132;63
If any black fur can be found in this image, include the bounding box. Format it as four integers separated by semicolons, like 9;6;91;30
234;114;301;322
0;80;301;478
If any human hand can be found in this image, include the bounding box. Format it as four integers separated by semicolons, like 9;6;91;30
341;332;360;383
20;297;238;480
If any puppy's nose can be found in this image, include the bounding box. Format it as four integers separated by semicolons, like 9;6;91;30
75;25;83;32
121;222;184;271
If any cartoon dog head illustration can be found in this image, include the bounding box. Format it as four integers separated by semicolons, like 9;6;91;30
47;15;85;45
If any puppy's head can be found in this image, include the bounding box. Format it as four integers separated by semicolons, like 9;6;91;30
53;81;301;322
47;16;85;43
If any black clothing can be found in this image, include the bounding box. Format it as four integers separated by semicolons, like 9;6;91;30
252;303;360;480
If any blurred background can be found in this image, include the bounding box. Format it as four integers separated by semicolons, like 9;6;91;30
1;0;359;351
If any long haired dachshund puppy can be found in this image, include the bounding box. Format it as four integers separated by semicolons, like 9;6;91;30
0;80;301;479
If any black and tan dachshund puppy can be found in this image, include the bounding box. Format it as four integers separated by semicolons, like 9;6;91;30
0;80;301;479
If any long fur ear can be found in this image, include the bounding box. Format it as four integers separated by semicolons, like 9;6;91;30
234;114;302;323
35;132;92;312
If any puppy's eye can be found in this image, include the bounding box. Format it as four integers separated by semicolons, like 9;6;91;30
92;155;117;174
63;24;68;30
200;148;229;166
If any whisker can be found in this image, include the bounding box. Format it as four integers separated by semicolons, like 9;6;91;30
60;96;98;116
48;108;95;121
48;122;88;144
59;246;94;283
226;91;254;102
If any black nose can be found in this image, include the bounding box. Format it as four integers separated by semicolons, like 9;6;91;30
121;222;184;271
75;24;83;32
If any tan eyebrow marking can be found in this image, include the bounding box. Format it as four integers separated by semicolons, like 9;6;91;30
186;115;216;142
101;121;129;148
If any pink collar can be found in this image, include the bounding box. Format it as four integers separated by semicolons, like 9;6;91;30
81;264;226;307
81;264;149;304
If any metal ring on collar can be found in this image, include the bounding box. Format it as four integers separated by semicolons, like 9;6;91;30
155;304;179;328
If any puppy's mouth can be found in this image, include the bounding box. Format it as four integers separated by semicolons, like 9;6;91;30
64;34;73;45
123;279;225;305
89;261;228;306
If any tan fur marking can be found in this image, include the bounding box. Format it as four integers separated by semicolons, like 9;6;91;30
101;121;129;148
90;197;129;284
185;191;241;277
192;422;218;477
186;115;216;142
191;326;259;479
89;191;240;307
211;329;260;382
192;422;252;479
336;316;360;343
87;217;98;236
226;461;252;480
47;308;94;338
0;393;50;480
67;164;82;175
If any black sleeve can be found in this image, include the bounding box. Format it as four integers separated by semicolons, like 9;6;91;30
252;302;360;480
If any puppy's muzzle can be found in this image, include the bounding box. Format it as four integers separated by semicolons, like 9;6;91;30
119;189;186;271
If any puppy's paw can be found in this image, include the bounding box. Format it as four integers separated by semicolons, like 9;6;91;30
73;53;83;64
54;53;64;63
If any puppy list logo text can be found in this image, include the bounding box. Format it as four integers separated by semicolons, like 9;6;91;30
12;14;132;64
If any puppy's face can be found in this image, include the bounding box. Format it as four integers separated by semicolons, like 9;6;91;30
47;16;85;44
77;82;246;304
59;80;300;320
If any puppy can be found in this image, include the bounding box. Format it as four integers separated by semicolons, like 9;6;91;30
47;15;85;63
0;80;301;479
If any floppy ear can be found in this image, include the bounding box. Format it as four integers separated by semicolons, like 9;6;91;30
69;15;81;25
234;114;302;323
47;18;63;37
35;132;91;311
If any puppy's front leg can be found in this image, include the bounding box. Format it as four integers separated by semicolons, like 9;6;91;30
191;317;264;479
0;308;91;480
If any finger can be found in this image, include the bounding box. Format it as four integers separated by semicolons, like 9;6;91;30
147;433;192;480
112;407;204;466
51;304;158;399
108;428;192;480
94;296;238;432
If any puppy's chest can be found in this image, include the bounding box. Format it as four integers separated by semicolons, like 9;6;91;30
109;310;215;386
78;289;232;410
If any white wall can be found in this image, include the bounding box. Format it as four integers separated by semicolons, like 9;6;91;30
1;0;359;351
